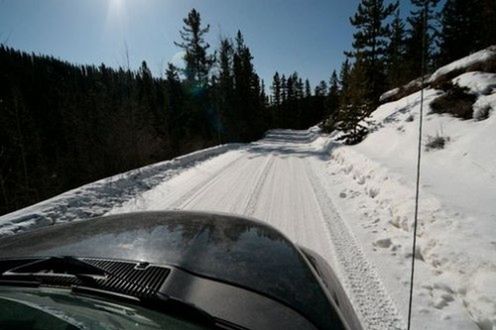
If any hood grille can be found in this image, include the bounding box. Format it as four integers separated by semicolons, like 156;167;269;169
83;258;169;298
0;258;170;299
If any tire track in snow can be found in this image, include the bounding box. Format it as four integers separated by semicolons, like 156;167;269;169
244;155;276;217
104;128;404;329
304;161;405;330
177;152;276;215
168;152;247;209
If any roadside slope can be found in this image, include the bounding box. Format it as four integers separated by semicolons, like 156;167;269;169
327;49;496;329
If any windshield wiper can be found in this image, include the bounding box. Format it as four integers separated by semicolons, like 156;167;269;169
0;257;243;329
5;256;107;277
0;257;222;328
0;256;170;294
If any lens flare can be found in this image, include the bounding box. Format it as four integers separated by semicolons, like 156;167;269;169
109;0;123;12
105;0;127;36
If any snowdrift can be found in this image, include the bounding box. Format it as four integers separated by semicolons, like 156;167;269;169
0;143;242;237
330;48;496;329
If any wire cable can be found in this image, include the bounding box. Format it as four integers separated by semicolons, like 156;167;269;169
407;4;428;330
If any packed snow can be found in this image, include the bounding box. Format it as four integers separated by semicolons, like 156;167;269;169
1;51;495;329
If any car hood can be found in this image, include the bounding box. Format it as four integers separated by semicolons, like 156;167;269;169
0;211;333;327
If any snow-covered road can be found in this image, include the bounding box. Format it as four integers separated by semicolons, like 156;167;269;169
2;123;492;329
108;130;404;330
1;47;494;330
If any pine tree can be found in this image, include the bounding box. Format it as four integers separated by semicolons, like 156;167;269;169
438;0;483;65
296;77;304;100
405;0;440;78
271;72;281;106
216;38;234;140
347;0;398;101
232;30;264;141
336;59;373;144
339;59;351;104
281;74;287;103
286;75;295;101
386;6;407;88
304;79;312;98
260;80;268;106
165;63;186;153
480;0;496;48
322;70;341;132
0;15;284;216
218;38;234;90
327;70;340;115
314;80;328;97
174;9;215;86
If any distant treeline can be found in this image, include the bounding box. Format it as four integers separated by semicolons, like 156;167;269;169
0;9;325;215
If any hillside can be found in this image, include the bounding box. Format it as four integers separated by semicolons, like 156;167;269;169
327;46;496;329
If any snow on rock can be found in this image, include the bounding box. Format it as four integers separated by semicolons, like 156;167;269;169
380;46;496;104
0;143;243;237
473;92;496;121
429;46;496;83
452;71;496;96
379;87;400;103
379;77;426;103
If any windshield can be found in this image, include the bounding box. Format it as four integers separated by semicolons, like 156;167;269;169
0;287;205;330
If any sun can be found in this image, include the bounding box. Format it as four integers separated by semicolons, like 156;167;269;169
105;0;126;34
109;0;124;13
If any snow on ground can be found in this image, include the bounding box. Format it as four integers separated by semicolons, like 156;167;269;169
327;69;496;329
0;127;405;329
107;128;404;329
1;52;495;330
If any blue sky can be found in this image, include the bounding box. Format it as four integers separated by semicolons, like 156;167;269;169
0;0;413;88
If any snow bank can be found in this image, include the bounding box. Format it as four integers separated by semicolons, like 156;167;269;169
473;93;496;121
0;143;243;237
264;127;321;144
328;56;496;328
429;46;496;83
327;145;492;329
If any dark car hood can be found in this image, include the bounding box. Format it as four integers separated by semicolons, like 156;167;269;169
0;211;334;327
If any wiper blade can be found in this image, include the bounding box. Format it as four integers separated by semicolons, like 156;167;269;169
0;258;238;329
0;257;165;298
4;256;107;277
